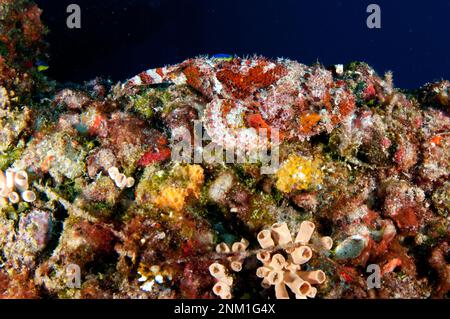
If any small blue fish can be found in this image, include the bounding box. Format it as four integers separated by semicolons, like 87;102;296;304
212;53;234;62
36;60;49;72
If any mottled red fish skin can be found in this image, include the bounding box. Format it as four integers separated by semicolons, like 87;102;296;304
216;59;288;99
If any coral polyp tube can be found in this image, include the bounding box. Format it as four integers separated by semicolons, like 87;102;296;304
8;191;20;204
319;236;333;250
271;222;292;246
212;282;230;297
267;270;284;285
22;190;36;203
114;173;127;189
230;261;242;272
126;177;135;188
298;270;327;285
14;170;28;191
269;253;286;270
231;241;247;253
256;251;271;264
290;246;313;265
240;238;249;249
283;271;311;296
215;242;230;254
256;266;271;278
0;171;5;192
209;263;227;279
275;282;289;299
108;166;119;179
5;169;15;190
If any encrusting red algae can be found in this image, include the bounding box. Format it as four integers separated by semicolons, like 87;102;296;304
0;0;448;299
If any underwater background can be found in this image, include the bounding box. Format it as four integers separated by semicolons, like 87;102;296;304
1;0;449;300
35;0;450;88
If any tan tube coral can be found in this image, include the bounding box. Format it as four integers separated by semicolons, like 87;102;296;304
8;191;20;204
271;222;292;246
311;236;333;251
231;242;246;253
221;291;232;299
108;166;119;179
115;173;127;189
209;263;233;286
212;282;231;298
295;280;311;296
257;229;275;249
209;263;227;279
283;271;311;296
298;270;326;284
0;171;5;191
261;277;271;289
256;266;271;278
223;276;233;287
215;242;230;254
5;169;14;190
275;282;289;299
284;261;300;273
269;254;286;270
256;251;271;264
0;188;9;198
289;246;313;265
240;238;249;250
306;286;317;298
295;221;315;244
14;170;28;191
230;260;242;272
255;220;325;299
126;177;135;188
319;236;333;250
267;270;284;285
22;190;36;203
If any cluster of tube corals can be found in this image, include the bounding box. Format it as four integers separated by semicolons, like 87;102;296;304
208;238;249;299
0;169;36;205
107;166;135;189
256;221;332;299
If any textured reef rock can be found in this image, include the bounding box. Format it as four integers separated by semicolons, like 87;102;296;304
0;1;449;299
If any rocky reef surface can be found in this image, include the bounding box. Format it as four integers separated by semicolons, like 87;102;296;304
0;0;448;299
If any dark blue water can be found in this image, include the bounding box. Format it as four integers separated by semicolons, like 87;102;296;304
36;0;450;89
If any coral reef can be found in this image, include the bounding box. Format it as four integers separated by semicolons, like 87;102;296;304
255;221;331;299
0;1;448;299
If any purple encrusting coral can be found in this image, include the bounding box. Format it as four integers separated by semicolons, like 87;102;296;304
0;0;448;300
